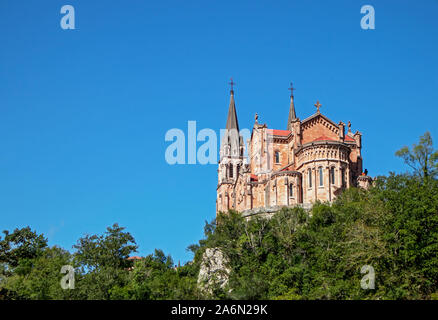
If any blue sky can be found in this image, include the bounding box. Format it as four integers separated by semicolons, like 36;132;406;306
1;0;438;264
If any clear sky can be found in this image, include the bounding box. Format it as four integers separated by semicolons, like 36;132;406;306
1;0;438;264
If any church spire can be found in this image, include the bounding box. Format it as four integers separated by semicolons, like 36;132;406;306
287;82;296;130
225;78;239;132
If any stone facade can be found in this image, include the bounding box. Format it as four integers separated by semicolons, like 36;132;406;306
216;86;372;215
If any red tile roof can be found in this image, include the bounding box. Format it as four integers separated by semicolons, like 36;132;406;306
313;135;335;142
127;256;142;260
268;129;291;136
344;135;355;142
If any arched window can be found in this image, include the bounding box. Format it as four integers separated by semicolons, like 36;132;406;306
289;183;294;198
341;168;346;187
229;165;233;178
308;168;312;188
330;167;335;184
319;167;324;186
236;164;240;176
275;151;280;163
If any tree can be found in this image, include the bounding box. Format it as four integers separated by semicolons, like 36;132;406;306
72;223;138;299
122;249;200;300
372;174;438;298
395;131;438;180
1;246;74;300
0;227;48;283
73;223;137;271
0;227;48;271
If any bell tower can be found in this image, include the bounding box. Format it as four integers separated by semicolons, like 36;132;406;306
217;79;244;212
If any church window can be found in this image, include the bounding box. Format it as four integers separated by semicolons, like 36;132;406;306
289;183;294;198
330;167;335;184
308;168;312;188
229;165;233;178
319;167;324;186
341;168;346;187
275;151;280;163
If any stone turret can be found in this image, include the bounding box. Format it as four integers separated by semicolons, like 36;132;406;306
217;79;245;212
338;121;345;141
357;174;373;189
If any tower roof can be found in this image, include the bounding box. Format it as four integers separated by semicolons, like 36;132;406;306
287;95;297;130
287;82;297;130
225;89;239;132
220;80;242;159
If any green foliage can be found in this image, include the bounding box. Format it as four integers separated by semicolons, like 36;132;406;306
395;131;438;179
73;223;138;271
125;249;199;300
0;227;48;271
0;224;200;300
70;223;138;299
1;246;74;300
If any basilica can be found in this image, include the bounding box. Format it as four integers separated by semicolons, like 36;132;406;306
216;82;372;215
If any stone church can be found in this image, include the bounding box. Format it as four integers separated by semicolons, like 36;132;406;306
216;82;372;216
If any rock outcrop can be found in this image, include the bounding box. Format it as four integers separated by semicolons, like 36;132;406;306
197;248;230;294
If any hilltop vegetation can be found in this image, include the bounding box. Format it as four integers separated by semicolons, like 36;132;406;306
1;132;438;300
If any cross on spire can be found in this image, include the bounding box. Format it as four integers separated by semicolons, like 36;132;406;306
288;82;295;97
314;100;321;113
229;78;235;92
